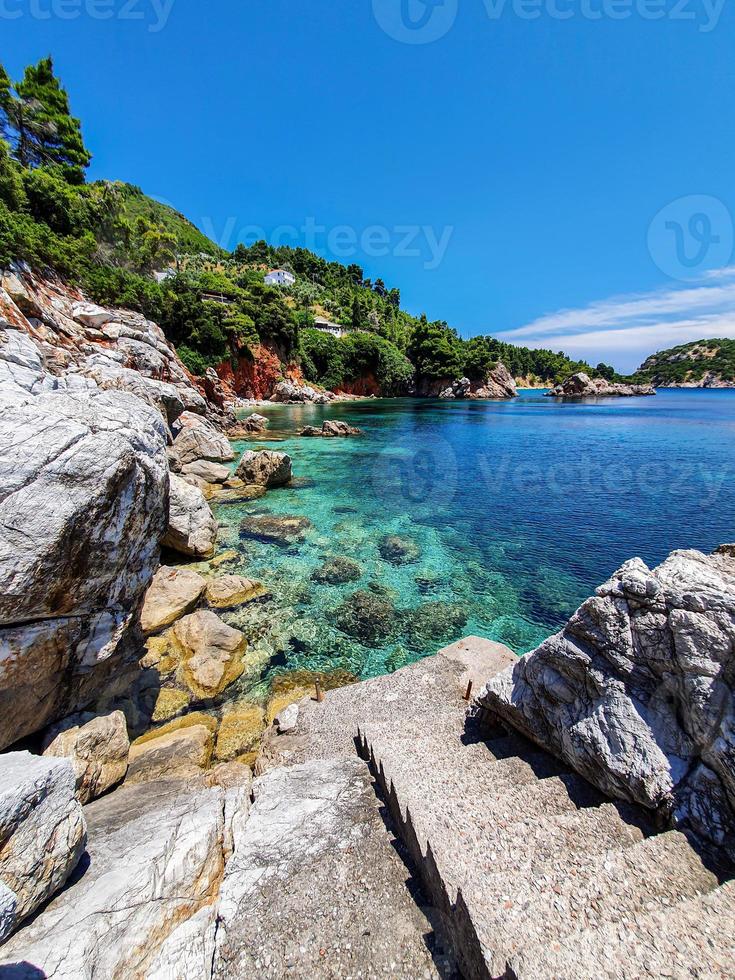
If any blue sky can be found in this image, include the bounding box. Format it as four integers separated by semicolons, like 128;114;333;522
4;0;734;371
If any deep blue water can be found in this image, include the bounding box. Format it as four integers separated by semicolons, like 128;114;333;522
214;390;735;695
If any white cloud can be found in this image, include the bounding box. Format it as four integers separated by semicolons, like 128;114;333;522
496;268;735;372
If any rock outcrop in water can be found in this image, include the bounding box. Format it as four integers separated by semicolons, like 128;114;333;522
477;547;735;861
545;372;656;398
435;362;518;400
299;420;362;437
236;449;292;487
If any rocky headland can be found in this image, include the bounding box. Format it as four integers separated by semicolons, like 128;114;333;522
545;371;656;398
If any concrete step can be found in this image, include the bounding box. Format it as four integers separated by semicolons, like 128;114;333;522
468;829;718;978
361;713;719;980
212;757;456;978
507;879;735;979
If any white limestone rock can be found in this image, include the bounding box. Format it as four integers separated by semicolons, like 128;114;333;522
0;776;250;977
172;411;234;465
271;379;330;404
0;882;17;945
478;548;735;860
72;301;115;330
163;473;218;559
76;355;187;425
42;710;130;804
0;753;86;929
0;389;169;749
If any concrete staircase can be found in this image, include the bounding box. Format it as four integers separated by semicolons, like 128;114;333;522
352;642;734;980
259;637;735;979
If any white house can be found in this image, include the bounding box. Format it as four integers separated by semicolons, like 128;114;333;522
313;317;345;337
264;269;296;287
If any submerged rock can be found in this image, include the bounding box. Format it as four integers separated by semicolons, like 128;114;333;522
0;753;86;931
212;483;267;504
42;710;130;805
141;565;207;634
477;547;735;862
163;474;218;559
332;588;399;644
311;556;363;585
215;704;266;762
240;513;313;545
378;534;421;566
403;601;468;648
236;449;292;487
205;574;267;609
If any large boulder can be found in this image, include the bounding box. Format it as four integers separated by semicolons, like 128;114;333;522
76;357;187;426
242;413;269;432
0;774;251;976
163;473;218;559
0;753;86;930
235;449;292;487
127;725;215;784
42;710;130;804
141;565;208;634
181;459;231;484
439;377;471;399
172;411;234;465
0;389;169;749
173;609;248;699
477;548;735;861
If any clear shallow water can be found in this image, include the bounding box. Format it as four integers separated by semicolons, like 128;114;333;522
215;390;735;697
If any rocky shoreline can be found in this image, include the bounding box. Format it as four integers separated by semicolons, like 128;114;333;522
1;266;734;975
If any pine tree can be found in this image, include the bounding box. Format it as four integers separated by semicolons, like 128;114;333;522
0;57;91;183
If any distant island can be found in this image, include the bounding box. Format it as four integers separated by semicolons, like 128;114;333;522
632;339;735;389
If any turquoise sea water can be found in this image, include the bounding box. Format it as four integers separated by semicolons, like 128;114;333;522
214;390;735;698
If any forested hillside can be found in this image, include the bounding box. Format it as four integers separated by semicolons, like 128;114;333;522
0;56;621;393
633;339;735;387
